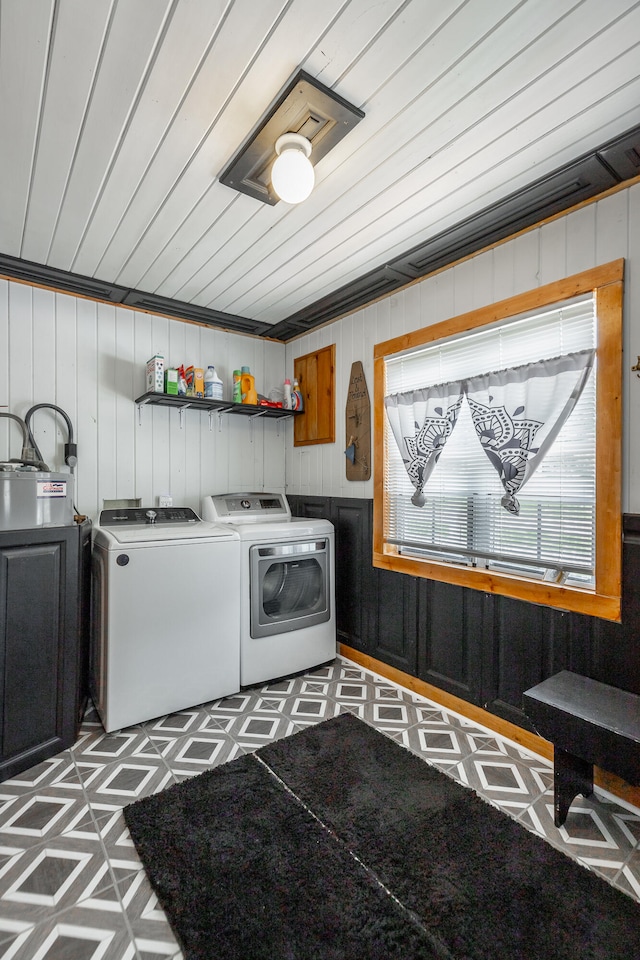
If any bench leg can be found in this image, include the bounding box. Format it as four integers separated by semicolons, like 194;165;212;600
553;747;594;827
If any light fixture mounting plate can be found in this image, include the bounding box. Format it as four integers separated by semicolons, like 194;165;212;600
219;70;364;205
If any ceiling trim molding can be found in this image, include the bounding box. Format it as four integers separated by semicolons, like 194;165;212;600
1;123;639;343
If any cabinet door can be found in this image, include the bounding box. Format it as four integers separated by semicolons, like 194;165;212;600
0;537;76;776
293;344;335;446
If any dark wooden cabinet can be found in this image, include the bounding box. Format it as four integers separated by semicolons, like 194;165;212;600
288;494;640;734
0;521;91;781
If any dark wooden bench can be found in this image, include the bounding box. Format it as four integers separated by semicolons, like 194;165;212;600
522;671;640;827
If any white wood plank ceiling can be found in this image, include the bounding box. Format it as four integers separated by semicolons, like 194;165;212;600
1;0;639;336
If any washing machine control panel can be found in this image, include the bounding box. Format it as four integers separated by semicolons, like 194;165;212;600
99;507;200;526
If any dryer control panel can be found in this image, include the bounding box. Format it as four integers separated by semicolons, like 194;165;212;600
203;492;291;523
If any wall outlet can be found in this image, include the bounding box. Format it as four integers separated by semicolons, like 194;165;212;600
158;495;173;508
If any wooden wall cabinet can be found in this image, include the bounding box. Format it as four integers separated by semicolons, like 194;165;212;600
294;344;335;446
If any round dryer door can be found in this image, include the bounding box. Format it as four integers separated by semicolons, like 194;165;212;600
250;539;331;638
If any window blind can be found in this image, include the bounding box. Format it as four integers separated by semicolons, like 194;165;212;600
383;296;596;586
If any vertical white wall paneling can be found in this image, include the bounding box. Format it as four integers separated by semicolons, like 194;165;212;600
8;285;34;462
54;293;79;443
132;308;155;508
146;314;172;506
595;189;629;266
51;292;78;506
164;312;184;506
31;290;57;471
0;280;13;460
114;306;136;502
261;338;287;494
199;326;220;500
594;189;630;513
19;285;46;445
210;328;233;495
402;284;421;338
565;203;596;276
627;185;640;513
430;268;455;328
452;258;476;318
181;322;203;508
96;302;117;510
512;227;541;295
539;216;568;286
469;249;494;313
76;298;99;516
492;240;517;304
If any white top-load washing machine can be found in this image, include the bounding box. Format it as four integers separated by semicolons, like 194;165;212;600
91;507;240;732
201;493;336;687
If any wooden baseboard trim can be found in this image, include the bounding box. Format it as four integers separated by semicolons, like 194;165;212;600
339;644;640;810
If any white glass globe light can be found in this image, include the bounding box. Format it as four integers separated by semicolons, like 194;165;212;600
271;133;315;204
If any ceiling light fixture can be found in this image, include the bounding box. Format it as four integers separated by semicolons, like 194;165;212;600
219;70;364;206
271;133;315;204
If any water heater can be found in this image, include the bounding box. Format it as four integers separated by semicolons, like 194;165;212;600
0;468;75;529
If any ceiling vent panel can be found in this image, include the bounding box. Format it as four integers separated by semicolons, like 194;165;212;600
0;255;129;302
598;127;640;180
394;156;617;278
122;291;271;336
281;265;415;332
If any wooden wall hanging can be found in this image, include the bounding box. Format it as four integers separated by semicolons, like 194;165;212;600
345;361;371;480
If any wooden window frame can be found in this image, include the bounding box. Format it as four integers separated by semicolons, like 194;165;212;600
373;260;624;622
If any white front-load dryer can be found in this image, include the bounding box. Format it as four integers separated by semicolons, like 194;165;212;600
201;493;336;687
91;507;240;732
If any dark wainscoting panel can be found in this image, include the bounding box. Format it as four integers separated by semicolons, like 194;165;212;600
288;495;640;731
291;496;417;676
416;580;484;706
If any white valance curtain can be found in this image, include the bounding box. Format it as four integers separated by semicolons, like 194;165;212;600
385;348;595;514
384;382;464;506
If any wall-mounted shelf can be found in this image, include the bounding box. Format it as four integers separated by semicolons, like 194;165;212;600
134;391;301;429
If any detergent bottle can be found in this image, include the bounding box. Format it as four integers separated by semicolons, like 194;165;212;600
204;366;224;400
240;367;258;405
292;378;304;412
232;370;242;403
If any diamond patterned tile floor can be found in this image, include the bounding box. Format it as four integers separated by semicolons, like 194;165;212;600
1;655;639;958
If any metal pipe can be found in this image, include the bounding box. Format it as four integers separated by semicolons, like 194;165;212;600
0;412;48;469
24;403;76;472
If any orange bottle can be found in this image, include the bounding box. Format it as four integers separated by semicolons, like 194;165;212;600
241;370;258;405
